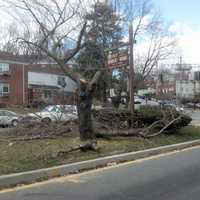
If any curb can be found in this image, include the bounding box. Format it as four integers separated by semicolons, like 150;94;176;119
1;139;200;189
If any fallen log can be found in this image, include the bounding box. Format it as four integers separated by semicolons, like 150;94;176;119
96;114;189;139
144;116;182;138
96;128;144;138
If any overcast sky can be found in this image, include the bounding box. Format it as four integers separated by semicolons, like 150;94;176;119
153;0;200;64
0;0;199;64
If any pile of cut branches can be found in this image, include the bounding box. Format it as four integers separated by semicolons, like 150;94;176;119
93;108;143;129
3;121;79;141
2;106;192;142
94;106;192;138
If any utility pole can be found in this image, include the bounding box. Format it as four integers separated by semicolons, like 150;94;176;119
129;23;134;114
180;56;182;80
179;56;183;101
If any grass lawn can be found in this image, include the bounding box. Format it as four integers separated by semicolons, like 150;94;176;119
0;125;200;176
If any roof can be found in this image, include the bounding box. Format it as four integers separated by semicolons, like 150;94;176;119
0;51;44;63
0;51;77;65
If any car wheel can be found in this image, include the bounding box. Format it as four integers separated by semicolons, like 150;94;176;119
42;117;51;123
11;120;18;127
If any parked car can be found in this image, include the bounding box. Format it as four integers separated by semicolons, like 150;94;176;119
134;97;160;110
185;102;200;109
0;110;20;127
163;103;184;112
28;105;78;123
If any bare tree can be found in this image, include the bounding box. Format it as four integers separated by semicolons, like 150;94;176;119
1;0;89;79
116;0;156;48
112;0;158;112
134;21;177;80
0;23;19;54
1;0;102;148
0;22;41;55
114;0;177;103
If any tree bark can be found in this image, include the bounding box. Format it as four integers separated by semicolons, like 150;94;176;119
77;71;102;141
102;79;107;104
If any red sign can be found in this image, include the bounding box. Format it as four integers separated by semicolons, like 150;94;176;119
106;50;129;70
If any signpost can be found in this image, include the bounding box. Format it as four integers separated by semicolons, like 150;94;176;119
129;24;135;114
106;47;129;70
105;25;135;115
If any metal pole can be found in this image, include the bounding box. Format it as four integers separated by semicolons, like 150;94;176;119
22;64;25;105
129;23;134;114
180;56;182;102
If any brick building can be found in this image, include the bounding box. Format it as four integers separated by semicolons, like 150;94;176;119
156;81;176;99
156;73;176;99
0;52;77;107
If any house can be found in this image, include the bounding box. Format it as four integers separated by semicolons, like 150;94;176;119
0;52;77;107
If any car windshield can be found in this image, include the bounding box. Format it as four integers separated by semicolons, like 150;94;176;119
41;105;77;114
6;111;17;116
1;110;17;116
42;106;61;113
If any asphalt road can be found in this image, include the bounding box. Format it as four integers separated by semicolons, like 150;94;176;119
187;109;200;126
1;147;200;200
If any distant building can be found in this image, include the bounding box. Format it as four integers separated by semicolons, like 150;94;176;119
176;71;200;100
176;80;200;99
137;88;156;97
156;72;176;99
0;52;77;107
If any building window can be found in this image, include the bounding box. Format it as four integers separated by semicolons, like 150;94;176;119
57;76;66;88
0;83;9;96
44;90;52;98
0;63;9;73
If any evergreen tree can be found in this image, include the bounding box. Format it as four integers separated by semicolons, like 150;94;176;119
77;1;122;102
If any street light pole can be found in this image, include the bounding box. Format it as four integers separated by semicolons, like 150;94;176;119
129;23;134;114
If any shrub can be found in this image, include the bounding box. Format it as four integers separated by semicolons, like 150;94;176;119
139;105;192;133
138;105;163;124
166;115;192;133
93;105;192;131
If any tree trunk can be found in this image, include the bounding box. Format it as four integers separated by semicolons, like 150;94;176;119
78;89;94;141
77;71;102;141
102;80;107;104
